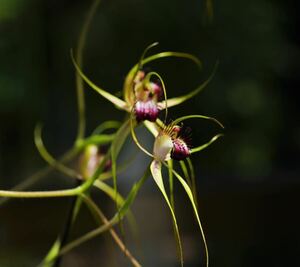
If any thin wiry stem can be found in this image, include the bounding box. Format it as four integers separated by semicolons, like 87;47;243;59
0;187;81;198
75;0;101;141
0;147;79;205
83;196;142;267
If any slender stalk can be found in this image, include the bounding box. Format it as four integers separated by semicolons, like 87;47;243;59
53;180;82;267
75;0;102;142
167;160;175;209
59;214;119;256
0;187;81;198
83;196;142;267
0;147;79;205
186;157;198;207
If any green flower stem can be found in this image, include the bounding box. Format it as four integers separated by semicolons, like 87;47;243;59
82;195;142;267
59;210;119;257
0;146;79;205
75;0;102;142
59;166;150;257
0;187;81;198
0;148;110;199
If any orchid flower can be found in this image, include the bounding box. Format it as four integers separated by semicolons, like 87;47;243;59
72;43;217;205
71;43;216;121
130;114;224;267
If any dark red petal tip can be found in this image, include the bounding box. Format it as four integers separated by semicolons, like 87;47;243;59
134;100;159;122
170;138;191;161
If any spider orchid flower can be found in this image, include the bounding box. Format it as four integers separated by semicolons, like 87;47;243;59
131;114;224;267
71;43;216;123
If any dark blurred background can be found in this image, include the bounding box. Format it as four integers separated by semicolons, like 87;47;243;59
0;0;299;266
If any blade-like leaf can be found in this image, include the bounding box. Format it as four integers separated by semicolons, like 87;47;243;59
71;52;128;111
150;160;183;267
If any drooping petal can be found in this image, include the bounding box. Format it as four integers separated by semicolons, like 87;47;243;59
164;163;209;267
150;160;183;267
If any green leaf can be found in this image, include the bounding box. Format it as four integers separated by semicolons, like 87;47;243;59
158;62;218;109
71;52;128;111
150;160;183;267
165;164;209;267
